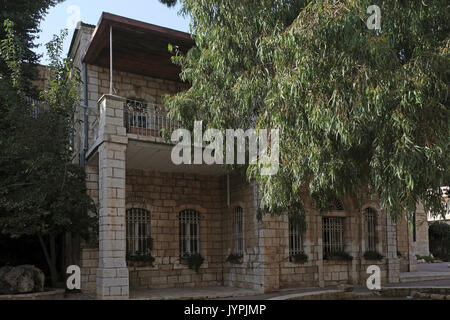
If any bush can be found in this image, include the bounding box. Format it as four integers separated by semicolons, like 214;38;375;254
429;222;450;262
363;251;384;261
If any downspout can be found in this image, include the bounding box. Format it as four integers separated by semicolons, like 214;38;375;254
109;25;113;95
81;62;89;168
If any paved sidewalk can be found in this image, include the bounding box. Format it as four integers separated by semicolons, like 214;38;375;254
400;262;450;283
130;287;260;300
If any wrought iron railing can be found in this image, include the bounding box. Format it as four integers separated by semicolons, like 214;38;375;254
123;99;178;138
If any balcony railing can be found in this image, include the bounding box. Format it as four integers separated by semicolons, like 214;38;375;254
123;99;178;138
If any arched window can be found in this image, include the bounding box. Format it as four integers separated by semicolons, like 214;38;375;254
179;209;201;256
233;207;244;255
365;208;377;251
323;217;345;254
289;215;303;256
126;208;151;257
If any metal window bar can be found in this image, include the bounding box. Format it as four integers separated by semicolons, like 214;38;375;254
365;208;377;252
124;98;178;138
126;208;151;256
289;216;303;256
233;207;244;255
179;209;201;256
323;217;344;254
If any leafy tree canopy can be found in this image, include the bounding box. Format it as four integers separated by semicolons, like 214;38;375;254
162;0;450;222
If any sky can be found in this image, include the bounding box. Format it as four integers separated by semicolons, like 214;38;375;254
35;0;190;64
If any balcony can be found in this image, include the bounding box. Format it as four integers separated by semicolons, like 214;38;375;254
123;99;178;140
86;94;224;177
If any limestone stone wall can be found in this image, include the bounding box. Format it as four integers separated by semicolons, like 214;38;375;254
415;204;430;256
222;175;264;291
125;169;224;289
80;247;98;294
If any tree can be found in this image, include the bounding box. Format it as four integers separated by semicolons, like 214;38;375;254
162;0;449;225
0;4;96;286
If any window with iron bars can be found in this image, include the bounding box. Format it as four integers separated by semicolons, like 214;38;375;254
233;207;244;255
322;217;345;254
289;216;303;256
126;208;151;257
179;209;201;256
365;208;377;252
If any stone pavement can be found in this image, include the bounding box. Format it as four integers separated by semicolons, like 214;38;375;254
130;287;260;300
400;262;450;283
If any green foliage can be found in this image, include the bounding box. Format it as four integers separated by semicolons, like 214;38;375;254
363;251;384;261
416;255;436;263
182;253;204;273
226;253;243;264
0;14;95;284
290;251;308;264
0;0;63;96
324;251;353;261
429;222;450;262
164;1;449;224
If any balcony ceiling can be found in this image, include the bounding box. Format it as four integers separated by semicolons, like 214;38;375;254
127;140;225;176
83;12;194;82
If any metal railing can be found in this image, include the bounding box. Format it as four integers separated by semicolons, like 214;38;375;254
123;99;178;139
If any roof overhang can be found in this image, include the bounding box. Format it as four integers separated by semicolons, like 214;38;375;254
83;12;194;82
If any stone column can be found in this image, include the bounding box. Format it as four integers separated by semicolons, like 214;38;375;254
386;211;400;283
96;95;129;299
316;214;325;288
349;213;360;285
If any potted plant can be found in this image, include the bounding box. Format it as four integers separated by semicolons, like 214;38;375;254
180;253;205;273
290;252;308;264
226;253;244;264
126;253;155;267
363;251;384;261
323;251;353;261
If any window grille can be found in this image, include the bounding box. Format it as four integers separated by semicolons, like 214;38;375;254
365;208;377;252
289;216;303;256
233;207;244;255
323;217;345;254
179;209;201;256
126;208;151;256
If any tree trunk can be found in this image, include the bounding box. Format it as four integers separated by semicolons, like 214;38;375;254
38;234;59;288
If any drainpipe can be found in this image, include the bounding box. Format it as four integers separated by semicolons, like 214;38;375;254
81;62;89;168
109;26;113;95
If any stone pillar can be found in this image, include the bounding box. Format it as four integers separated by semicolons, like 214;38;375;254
386;212;400;283
415;203;430;257
316;214;324;288
349;213;360;285
408;228;417;272
96;95;129;299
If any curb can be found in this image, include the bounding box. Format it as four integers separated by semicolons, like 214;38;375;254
0;289;65;300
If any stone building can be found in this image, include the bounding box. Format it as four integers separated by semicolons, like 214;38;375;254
69;12;420;299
